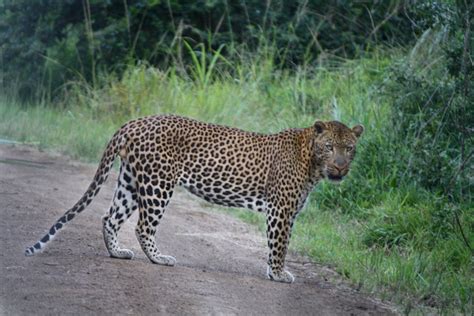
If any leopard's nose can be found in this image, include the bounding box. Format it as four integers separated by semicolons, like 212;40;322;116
334;157;347;170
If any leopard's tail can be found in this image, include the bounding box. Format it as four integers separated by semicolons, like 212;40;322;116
25;130;127;256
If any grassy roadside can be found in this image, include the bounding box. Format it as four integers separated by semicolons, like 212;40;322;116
1;54;471;314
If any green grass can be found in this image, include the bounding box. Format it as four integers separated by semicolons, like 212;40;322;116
0;101;116;161
232;185;472;314
0;52;472;314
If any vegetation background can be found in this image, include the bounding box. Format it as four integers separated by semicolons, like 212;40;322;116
0;0;472;313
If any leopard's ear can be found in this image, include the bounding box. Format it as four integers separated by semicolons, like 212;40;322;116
352;124;364;138
314;121;326;134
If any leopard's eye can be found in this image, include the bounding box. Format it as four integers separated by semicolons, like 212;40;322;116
325;143;333;150
346;145;354;151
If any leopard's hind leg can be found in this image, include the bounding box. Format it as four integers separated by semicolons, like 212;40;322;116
135;169;176;266
102;159;138;259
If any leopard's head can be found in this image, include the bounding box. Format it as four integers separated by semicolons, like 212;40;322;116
312;120;364;182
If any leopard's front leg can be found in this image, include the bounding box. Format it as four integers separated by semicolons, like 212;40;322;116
266;207;295;283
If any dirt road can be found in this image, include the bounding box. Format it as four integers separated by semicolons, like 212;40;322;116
0;145;396;315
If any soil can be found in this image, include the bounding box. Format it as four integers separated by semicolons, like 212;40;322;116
0;144;397;315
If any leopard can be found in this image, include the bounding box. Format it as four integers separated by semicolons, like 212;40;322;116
25;115;363;283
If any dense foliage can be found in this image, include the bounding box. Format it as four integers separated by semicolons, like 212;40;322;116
390;2;473;201
2;0;423;99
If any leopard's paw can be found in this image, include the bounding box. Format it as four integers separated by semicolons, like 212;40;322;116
267;266;295;283
149;254;176;266
109;248;134;260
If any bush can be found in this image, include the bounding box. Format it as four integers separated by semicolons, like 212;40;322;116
387;7;473;202
1;0;421;100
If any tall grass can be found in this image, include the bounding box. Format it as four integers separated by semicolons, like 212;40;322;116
0;98;116;161
0;48;471;314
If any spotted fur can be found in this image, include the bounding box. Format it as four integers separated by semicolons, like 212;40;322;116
25;115;363;283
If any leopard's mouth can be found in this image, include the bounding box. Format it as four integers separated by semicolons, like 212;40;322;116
327;173;343;182
324;167;346;182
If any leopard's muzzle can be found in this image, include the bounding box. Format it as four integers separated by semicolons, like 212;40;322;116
325;156;350;182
